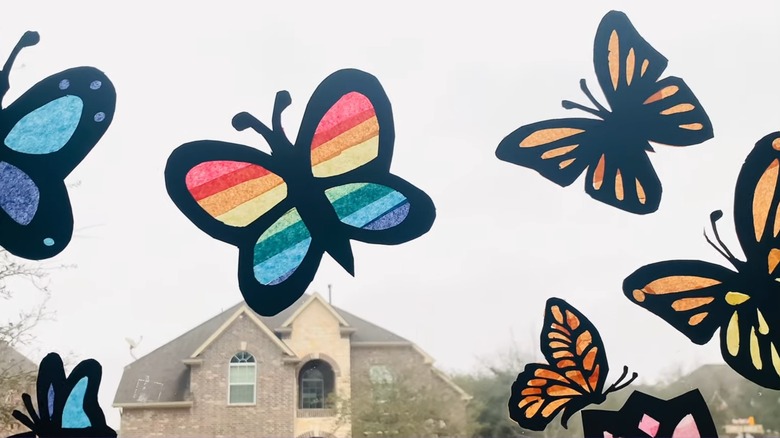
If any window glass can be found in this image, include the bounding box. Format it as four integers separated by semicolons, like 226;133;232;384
299;360;334;409
228;352;256;404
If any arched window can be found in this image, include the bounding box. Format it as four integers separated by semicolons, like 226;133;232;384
228;351;256;404
299;360;334;409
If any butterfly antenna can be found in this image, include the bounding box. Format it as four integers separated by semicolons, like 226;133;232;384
0;31;39;100
272;90;291;135
561;99;601;118
578;79;609;114
705;210;739;265
231;111;285;154
603;365;638;395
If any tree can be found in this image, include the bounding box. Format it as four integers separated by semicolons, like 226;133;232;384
452;338;553;438
331;370;466;438
0;249;63;431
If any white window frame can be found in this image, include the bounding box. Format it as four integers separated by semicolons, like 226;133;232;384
227;351;257;406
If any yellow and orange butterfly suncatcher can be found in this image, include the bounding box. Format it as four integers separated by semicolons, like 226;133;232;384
624;132;780;390
508;298;637;431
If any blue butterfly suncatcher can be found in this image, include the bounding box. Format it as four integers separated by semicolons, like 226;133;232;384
495;11;713;215
165;69;436;316
9;352;116;438
0;31;115;260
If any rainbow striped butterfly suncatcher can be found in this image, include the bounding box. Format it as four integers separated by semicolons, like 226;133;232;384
165;69;436;316
495;10;713;215
624;132;780;390
0;31;115;260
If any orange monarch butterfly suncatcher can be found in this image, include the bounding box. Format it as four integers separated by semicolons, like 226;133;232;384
508;298;637;431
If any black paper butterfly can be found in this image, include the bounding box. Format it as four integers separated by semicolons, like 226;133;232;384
624;132;780;390
495;10;713;215
0;31;116;260
10;352;117;437
508;298;637;431
165;69;436;316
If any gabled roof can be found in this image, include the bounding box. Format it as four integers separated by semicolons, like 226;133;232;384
113;293;413;405
0;341;37;375
190;305;296;358
280;292;349;328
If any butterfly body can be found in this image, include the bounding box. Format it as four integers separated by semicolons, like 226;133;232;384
508;298;637;431
166;69;435;316
624;132;780;389
495;10;712;215
0;32;115;260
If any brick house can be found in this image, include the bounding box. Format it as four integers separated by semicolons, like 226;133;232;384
0;342;37;437
113;293;471;438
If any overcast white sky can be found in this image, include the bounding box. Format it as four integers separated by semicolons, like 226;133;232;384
1;0;779;429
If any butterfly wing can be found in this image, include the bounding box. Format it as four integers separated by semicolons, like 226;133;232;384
165;141;323;316
496;118;600;188
733;132;780;265
509;364;591;431
496;118;662;214
53;357;116;437
165;141;290;242
593;11;667;110
583;145;661;214
623;259;780;388
509;298;609;430
236;206;324;316
541;298;609;397
323;177;435;245
35;353;67;431
593;11;713;146
623;261;736;345
723;130;780;389
0;67;115;260
289;68;435;254
295;68;393;177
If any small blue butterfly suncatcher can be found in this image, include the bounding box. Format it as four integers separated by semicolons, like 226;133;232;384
9;352;117;437
0;31;116;260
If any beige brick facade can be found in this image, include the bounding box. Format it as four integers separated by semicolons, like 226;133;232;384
115;294;469;438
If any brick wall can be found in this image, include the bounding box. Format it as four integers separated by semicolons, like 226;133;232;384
350;346;468;437
119;313;296;437
0;375;36;436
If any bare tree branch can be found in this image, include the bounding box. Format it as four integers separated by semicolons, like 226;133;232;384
0;249;67;432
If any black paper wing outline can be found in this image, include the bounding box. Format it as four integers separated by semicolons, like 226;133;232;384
0;32;116;260
10;352;117;438
495;10;712;215
581;390;718;438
